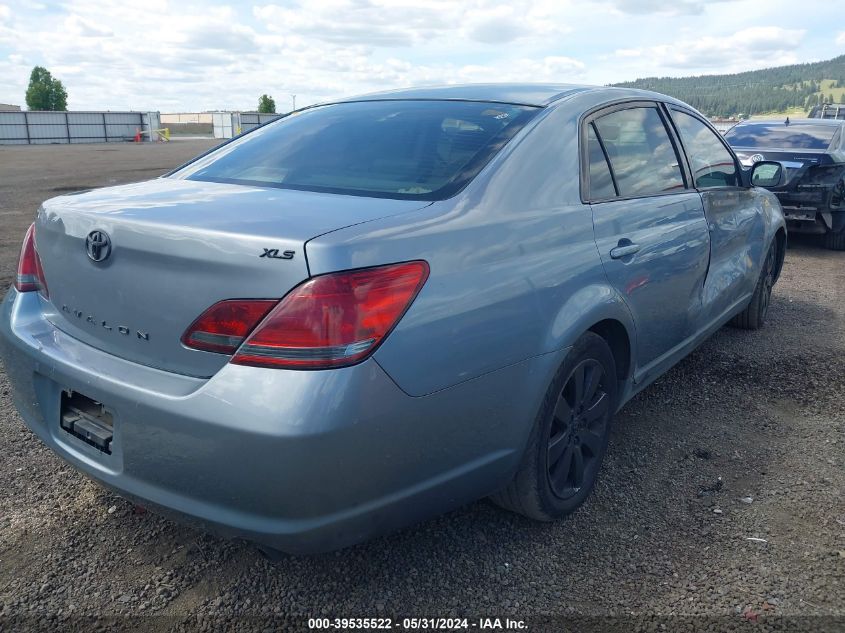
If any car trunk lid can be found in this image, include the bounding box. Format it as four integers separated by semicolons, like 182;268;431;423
734;148;835;181
34;177;429;377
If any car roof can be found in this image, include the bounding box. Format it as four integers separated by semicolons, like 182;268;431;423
335;84;649;107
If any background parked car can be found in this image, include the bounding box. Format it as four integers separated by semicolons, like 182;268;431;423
808;103;845;120
725;118;845;249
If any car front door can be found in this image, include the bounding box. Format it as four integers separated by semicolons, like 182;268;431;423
667;107;766;325
585;103;711;378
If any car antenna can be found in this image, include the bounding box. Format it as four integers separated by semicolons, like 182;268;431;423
785;116;790;126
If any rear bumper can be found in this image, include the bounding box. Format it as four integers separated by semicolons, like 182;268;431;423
773;166;845;234
774;190;831;210
781;209;845;235
0;289;563;554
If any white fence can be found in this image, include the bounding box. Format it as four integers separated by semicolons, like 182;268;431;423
212;112;282;138
0;111;161;145
237;112;282;134
211;112;234;139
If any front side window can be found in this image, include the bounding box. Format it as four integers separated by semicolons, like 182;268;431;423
592;107;685;198
672;110;739;188
170;100;539;201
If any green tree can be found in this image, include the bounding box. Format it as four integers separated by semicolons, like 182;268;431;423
25;66;68;111
257;94;276;114
612;53;845;117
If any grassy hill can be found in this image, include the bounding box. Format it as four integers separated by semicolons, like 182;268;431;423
613;55;845;118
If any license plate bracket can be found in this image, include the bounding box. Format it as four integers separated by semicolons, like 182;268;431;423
60;390;114;454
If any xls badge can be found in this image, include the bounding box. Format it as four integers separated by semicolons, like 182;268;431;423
260;248;295;260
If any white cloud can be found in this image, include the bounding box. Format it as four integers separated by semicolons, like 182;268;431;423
0;0;589;110
462;4;568;44
421;56;586;85
0;0;833;111
64;15;113;38
615;48;643;58
606;0;733;15
253;2;457;47
614;26;806;72
837;31;845;46
253;1;567;48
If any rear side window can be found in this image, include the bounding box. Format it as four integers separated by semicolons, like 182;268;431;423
587;124;616;199
592;107;685;198
671;110;739;188
171;100;539;201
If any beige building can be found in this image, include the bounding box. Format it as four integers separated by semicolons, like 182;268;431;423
0;103;21;111
160;112;214;124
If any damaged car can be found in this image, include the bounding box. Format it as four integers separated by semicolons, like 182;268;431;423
1;85;786;554
725;118;845;250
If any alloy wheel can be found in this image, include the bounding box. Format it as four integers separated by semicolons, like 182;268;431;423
547;358;610;500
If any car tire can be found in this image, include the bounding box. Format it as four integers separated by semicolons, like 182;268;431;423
824;231;845;251
491;332;617;521
730;243;777;330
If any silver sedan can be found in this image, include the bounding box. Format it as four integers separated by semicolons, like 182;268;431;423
1;84;786;554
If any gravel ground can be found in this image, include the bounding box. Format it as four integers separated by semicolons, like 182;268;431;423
0;142;843;632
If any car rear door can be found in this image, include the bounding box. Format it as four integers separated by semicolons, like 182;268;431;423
584;102;711;375
667;107;766;326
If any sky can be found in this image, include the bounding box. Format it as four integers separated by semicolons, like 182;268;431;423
0;0;842;112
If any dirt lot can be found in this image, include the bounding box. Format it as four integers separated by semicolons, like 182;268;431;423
0;141;219;290
0;142;843;632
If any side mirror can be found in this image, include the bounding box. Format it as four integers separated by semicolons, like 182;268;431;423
750;161;786;188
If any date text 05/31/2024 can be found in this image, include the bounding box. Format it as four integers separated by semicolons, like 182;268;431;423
307;617;528;630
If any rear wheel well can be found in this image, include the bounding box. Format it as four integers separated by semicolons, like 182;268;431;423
588;319;631;386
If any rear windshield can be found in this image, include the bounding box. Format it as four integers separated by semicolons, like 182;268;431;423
724;123;836;150
171;100;540;201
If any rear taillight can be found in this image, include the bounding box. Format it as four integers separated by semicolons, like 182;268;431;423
181;300;277;354
231;261;429;369
183;261;429;368
15;223;48;296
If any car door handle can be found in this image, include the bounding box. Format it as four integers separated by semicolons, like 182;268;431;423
609;243;641;259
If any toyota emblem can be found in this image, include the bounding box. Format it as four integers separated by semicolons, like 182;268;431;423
86;230;112;262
